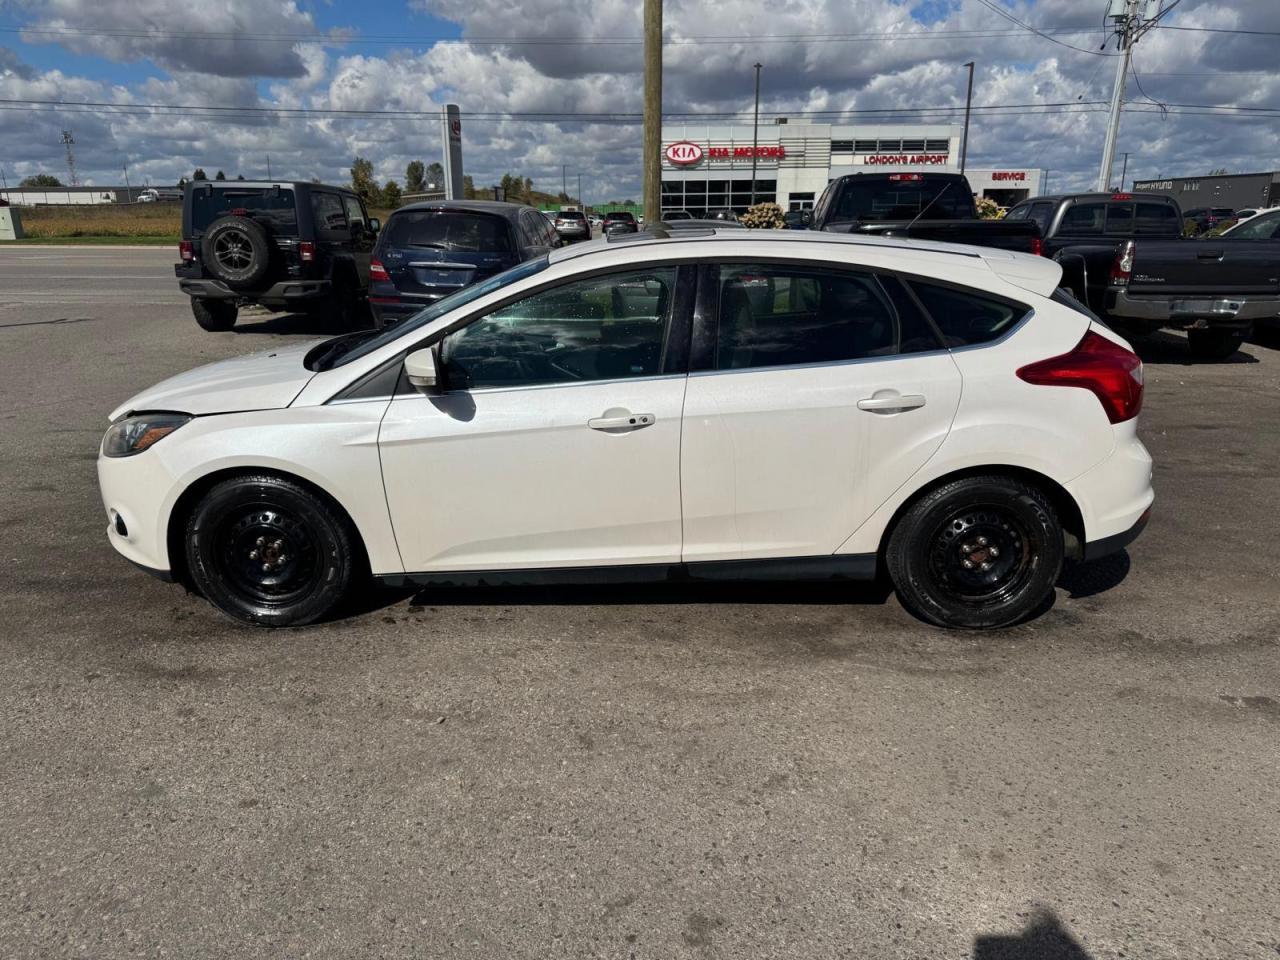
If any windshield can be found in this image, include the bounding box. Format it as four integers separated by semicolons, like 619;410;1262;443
313;256;551;370
831;180;973;223
382;210;513;252
1224;211;1280;239
191;187;298;235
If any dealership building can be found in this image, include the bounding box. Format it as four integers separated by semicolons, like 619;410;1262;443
661;120;1043;216
1132;170;1280;212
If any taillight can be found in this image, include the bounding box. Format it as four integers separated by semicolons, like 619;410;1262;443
1017;330;1144;424
178;240;193;261
1030;236;1044;257
1110;193;1132;201
1109;239;1134;285
889;173;924;182
370;258;391;282
298;241;315;263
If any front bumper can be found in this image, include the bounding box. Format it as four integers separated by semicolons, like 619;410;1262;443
98;448;178;576
1106;287;1278;330
178;277;333;302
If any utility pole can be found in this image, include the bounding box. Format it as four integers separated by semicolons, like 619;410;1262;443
642;0;662;227
122;163;131;201
1098;0;1139;191
562;164;568;201
1118;151;1131;191
960;62;975;175
267;156;272;179
61;130;79;187
577;173;582;209
750;62;763;208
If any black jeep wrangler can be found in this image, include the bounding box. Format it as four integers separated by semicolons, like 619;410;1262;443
175;180;379;331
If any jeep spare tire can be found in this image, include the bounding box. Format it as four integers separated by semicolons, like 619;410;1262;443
203;215;272;289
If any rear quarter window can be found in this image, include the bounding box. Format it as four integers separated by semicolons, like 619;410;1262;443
908;281;1028;347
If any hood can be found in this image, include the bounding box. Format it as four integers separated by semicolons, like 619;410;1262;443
108;341;319;421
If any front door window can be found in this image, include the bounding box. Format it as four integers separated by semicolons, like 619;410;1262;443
441;268;678;389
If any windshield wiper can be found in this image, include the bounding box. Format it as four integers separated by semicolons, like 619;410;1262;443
309;330;380;371
408;241;450;250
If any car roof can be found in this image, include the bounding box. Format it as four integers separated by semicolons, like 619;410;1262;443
391;200;533;221
197;180;357;195
1022;193;1180;205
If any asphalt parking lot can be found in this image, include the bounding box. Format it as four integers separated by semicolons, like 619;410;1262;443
1;245;1278;959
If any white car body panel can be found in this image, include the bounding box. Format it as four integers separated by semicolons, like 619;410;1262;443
97;229;1151;594
681;351;962;561
109;341;319;420
378;377;686;571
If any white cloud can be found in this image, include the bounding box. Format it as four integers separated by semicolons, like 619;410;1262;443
1;0;1278;197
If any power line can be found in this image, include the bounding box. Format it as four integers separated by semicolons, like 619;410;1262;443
972;0;1116;56
1155;24;1280;37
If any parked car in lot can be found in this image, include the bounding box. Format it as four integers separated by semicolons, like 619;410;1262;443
175;180;378;332
552;209;590;243
1105;230;1280;358
602;211;639;234
368;200;559;328
660;218;746;231
100;230;1151;631
705;208;740;222
1006;191;1185;328
1183;207;1236;233
663;210;694;221
807;172;1042;254
1222;208;1280;239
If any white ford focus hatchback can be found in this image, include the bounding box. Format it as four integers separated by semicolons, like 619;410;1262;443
99;230;1152;629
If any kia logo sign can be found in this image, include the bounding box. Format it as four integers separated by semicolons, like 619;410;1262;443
664;141;704;166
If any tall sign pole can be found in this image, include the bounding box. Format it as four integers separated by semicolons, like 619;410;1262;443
1098;0;1139;191
442;104;465;200
750;62;763;207
642;0;662;226
960;62;974;175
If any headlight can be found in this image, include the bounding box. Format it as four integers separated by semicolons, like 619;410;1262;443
102;413;192;458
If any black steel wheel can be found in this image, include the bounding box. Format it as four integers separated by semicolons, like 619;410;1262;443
886;475;1063;629
1186;328;1244;361
185;475;357;626
201;215;272;289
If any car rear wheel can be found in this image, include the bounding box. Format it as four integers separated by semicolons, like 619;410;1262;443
191;297;238;332
1186;328;1244;360
185;475;357;627
886;475;1064;629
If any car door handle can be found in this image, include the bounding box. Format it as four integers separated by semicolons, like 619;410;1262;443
589;413;655;431
857;394;927;412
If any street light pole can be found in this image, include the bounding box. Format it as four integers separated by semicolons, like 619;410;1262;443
960;61;975;175
1119;151;1131;191
577;173;582;210
750;62;763;207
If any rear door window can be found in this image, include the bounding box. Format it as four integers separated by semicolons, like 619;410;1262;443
1134;202;1180;235
191;188;298;236
908;281;1027;347
713;264;940;370
311;192;348;240
1059;202;1104;235
1105;202;1135;235
382;210;514;253
1025;202;1054;233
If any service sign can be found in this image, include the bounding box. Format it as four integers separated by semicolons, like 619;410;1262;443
664;141;704;166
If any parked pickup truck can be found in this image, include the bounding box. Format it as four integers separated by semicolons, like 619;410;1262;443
806;172;1042;254
1006;192;1184;310
1105;236;1280;358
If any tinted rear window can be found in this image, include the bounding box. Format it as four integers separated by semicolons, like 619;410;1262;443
607;212;636;222
557;211;587;221
382;210;513;253
831;179;973;222
908;281;1027;347
191;188;298;235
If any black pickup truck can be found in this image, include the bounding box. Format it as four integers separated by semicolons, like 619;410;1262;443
1105;234;1280;358
806;172;1041;254
1005;191;1184;316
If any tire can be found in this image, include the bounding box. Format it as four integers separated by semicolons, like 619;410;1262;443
1187;328;1244;360
202;215;272;289
184;475;357;627
886;475;1064;629
322;280;371;331
191;297;237;332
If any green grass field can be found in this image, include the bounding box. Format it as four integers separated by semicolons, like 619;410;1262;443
4;203;181;242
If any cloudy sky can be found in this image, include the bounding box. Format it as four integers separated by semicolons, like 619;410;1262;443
0;0;1276;200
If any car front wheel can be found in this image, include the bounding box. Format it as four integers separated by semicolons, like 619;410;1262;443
886;475;1064;629
185;475;357;626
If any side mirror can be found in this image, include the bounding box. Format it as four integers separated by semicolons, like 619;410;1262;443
799;210;812;227
368;217;381;234
405;346;443;394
